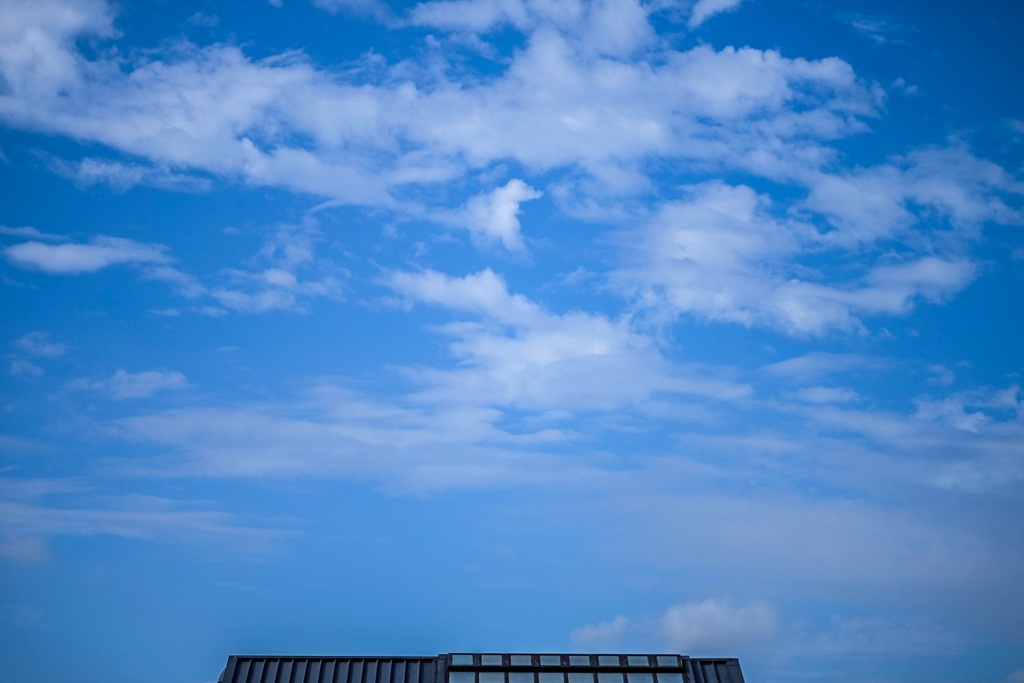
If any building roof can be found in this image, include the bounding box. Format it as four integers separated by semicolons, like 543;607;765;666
218;653;745;683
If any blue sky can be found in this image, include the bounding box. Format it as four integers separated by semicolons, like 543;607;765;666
1;0;1023;682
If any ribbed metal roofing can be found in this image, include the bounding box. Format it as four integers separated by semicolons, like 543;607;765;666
219;656;440;683
218;654;745;683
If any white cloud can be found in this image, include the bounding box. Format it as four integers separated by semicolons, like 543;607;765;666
313;0;394;22
762;352;880;382
570;615;630;646
614;179;987;335
688;0;744;29
0;534;50;563
661;598;778;651
569;599;778;652
113;394;598;492
793;386;861;404
0;225;64;241
408;0;532;32
787;614;962;658
0;491;286;563
457;179;542;253
208;222;346;313
914;385;1022;434
12;331;66;357
52;156;213;192
186;11;218;28
4;236;170;274
0;0;884;209
804;146;1023;246
3;221;342;314
75;369;189;399
386;268;750;410
844;14;905;45
9;359;43;377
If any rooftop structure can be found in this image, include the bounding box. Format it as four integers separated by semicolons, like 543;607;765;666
218;653;746;683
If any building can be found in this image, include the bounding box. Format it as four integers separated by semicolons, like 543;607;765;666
218;653;746;683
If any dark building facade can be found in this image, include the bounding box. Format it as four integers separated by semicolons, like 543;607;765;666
218;653;745;683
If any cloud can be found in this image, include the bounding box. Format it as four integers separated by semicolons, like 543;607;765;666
457;179;542;253
0;534;50;564
842;13;906;45
7;331;66;377
688;0;744;29
407;0;533;32
661;599;778;651
761;352;880;382
914;385;1022;434
112;393;599;493
186;11;218;28
4;236;171;274
50;156;213;192
571;615;630;646
0;489;288;564
3;221;342;314
208;222;346;313
613;178;989;335
787;614;963;658
569;599;778;652
9;359;43;377
804;146;1023;246
793;386;861;404
0;0;884;208
386;267;750;410
12;331;66;357
0;225;64;241
73;369;189;400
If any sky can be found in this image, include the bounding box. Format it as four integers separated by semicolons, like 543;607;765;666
1;0;1023;682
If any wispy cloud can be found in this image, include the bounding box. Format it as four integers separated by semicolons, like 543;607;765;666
448;179;542;254
0;490;289;563
12;331;66;358
4;237;171;274
71;369;189;400
688;0;745;29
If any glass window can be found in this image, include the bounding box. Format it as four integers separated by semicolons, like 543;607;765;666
509;672;534;683
481;656;503;667
598;674;622;683
538;673;563;683
626;658;649;668
569;673;593;683
451;656;474;667
480;672;503;683
510;656;532;667
450;672;475;683
598;657;619;667
568;657;590;667
540;656;561;667
655;658;677;668
627;674;653;683
656;674;683;683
